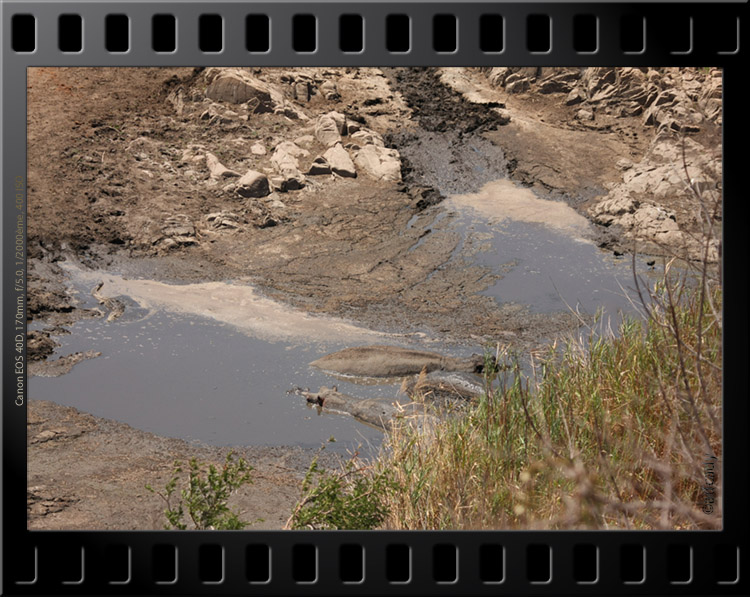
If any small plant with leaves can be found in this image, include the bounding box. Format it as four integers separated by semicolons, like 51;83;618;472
286;442;397;530
146;452;254;530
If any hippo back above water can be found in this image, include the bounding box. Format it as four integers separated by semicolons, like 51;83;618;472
309;345;486;378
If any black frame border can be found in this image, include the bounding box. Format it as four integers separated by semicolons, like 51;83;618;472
2;1;747;595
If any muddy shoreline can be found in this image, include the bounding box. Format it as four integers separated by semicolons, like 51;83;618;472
26;67;721;529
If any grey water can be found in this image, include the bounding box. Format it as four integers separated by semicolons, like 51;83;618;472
30;181;661;454
29;309;394;453
473;218;658;322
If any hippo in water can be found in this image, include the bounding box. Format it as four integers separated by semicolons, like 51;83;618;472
309;345;488;378
290;386;430;431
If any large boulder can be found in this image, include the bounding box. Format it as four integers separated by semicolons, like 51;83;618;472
323;144;357;178
205;70;275;112
314;114;343;147
353;145;401;182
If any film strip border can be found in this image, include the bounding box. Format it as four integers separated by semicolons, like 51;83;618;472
3;1;747;595
3;2;745;64
9;533;744;592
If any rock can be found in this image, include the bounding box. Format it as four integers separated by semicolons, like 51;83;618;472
314;114;342;147
273;104;309;120
350;129;384;147
205;152;240;179
487;67;510;87
180;144;206;165
353;144;402;182
206;211;242;230
616;158;633;171
270;147;305;190
161;214;197;247
33;430;58;444
27;350;102;378
590;193;638;226
274;141;309;159
250;143;266;156
245;198;284;228
319;80;340;101
307;156;332;175
294;135;315;147
268;175;286;191
619;102;644;117
326;111;347;133
505;77;530;94
166;87;187;116
27;330;57;361
512;67;541;81
565;88;586;106
345;120;361;135
235;170;271;198
576;109;595;121
294;80;311;102
323;143;357;178
654;89;677;106
538;75;573;94
582;67;616;96
589;83;617;103
205;71;275;112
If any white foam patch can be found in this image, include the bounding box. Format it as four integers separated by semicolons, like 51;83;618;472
62;264;389;344
448;179;593;239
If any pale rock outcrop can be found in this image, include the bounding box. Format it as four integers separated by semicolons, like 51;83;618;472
353;145;401;182
205;69;276;112
589;137;721;261
294;135;316;147
323;143;357;178
180;144;206;165
350;129;384;148
203;68;308;120
314;113;344;147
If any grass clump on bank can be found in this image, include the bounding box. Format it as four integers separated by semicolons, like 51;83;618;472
377;259;721;530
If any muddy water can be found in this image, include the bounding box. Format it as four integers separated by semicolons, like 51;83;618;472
30;309;388;452
30;179;658;453
448;180;658;322
29;266;476;454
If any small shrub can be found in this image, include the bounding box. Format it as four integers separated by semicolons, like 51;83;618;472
146;452;254;530
286;443;396;530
